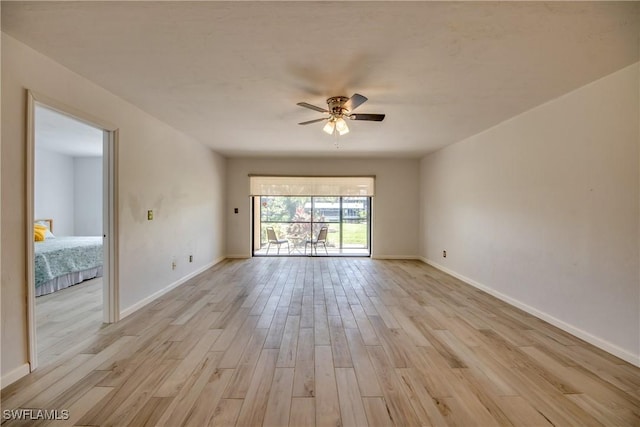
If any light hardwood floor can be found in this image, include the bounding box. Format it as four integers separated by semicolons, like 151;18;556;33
2;258;639;426
36;278;105;364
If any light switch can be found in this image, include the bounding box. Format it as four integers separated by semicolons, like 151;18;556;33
234;208;239;214
147;210;153;220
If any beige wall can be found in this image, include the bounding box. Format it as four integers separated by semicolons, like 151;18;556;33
419;63;640;364
227;157;420;258
1;35;227;381
0;4;3;388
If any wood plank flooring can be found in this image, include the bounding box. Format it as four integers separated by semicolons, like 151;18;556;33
2;257;639;426
36;278;104;364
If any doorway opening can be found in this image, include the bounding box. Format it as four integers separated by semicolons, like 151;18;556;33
27;94;118;370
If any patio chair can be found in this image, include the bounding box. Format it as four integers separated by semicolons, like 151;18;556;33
266;227;289;255
305;226;328;255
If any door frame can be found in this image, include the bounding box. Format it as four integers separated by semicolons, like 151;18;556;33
26;90;120;371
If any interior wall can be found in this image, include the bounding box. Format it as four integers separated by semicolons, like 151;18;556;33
227;157;420;258
74;156;102;236
1;34;227;382
34;151;103;237
0;3;3;390
419;63;640;364
34;147;75;236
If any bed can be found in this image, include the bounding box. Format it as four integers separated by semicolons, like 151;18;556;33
34;219;103;297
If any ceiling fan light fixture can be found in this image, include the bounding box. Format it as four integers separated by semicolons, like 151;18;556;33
297;93;383;139
335;117;349;135
323;120;335;135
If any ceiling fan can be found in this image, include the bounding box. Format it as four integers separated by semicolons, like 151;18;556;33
297;93;385;136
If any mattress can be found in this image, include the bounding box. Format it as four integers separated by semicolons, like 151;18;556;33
34;236;103;296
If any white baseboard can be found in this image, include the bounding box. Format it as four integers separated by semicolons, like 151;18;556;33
423;258;640;368
228;255;421;260
120;258;222;319
372;255;420;260
1;363;30;389
210;256;227;266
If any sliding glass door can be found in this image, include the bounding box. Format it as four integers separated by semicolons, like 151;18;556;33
253;195;371;256
340;197;370;251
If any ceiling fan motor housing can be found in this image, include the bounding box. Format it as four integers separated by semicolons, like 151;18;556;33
297;93;384;126
327;96;349;116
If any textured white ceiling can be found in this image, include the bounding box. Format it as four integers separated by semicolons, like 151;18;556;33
3;1;638;158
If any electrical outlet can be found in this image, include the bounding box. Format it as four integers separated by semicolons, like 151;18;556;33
443;250;447;258
172;261;177;270
189;255;193;263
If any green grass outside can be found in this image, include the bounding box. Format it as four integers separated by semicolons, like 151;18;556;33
341;222;367;246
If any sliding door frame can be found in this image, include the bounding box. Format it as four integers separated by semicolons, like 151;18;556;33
252;195;372;256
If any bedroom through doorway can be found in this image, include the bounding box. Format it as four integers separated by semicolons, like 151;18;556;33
29;102;115;369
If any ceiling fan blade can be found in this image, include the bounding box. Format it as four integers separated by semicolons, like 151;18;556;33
350;113;385;122
298;118;327;125
297;102;329;113
343;93;368;112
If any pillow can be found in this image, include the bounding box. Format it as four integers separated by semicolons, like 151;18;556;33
34;221;55;239
34;225;46;242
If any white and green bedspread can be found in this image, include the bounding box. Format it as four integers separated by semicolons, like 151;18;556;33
35;236;103;295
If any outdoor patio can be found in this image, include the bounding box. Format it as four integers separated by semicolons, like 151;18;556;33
254;195;371;257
